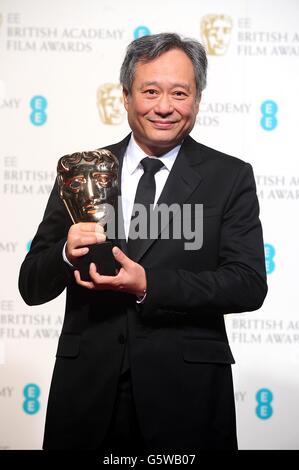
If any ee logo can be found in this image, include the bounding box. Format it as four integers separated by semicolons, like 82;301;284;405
30;95;47;126
133;26;151;39
260;100;278;131
256;388;273;419
264;243;275;274
23;383;40;415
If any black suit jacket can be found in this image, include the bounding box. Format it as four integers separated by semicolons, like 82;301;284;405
18;135;267;451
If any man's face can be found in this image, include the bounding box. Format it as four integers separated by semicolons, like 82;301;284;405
123;49;200;156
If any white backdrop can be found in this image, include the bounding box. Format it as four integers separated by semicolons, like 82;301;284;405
0;0;298;450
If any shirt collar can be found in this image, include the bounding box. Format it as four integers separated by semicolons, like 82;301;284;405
125;134;181;175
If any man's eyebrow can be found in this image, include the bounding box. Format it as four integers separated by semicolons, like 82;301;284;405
172;83;191;91
140;81;191;91
139;81;160;88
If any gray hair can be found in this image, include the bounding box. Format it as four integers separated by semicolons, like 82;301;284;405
120;32;207;100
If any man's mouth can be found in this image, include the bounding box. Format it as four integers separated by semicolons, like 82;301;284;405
150;120;177;129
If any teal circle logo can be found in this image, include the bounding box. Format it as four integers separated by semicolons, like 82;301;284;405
264;243;275;274
260;100;278;131
134;26;151;39
30;95;47;126
256;388;273;419
23;383;41;415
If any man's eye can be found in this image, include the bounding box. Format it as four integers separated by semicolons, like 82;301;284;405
174;91;187;98
144;89;158;95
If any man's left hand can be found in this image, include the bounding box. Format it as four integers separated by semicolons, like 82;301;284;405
74;246;147;297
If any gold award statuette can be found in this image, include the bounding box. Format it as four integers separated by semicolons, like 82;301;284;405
57;149;119;280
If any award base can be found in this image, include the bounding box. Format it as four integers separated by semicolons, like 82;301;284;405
77;241;118;281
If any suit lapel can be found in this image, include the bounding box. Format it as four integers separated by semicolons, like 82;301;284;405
103;134;131;255
134;136;203;262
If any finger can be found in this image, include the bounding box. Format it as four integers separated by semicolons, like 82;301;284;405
95;224;106;242
79;235;100;245
89;263;119;286
80;223;105;241
66;245;89;264
74;232;106;244
75;222;97;232
71;247;89;257
74;269;95;289
71;234;104;247
95;224;105;234
70;222;97;233
112;246;132;267
89;262;101;280
95;232;106;243
76;222;98;232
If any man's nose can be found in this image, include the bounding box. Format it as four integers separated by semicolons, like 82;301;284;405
154;94;174;115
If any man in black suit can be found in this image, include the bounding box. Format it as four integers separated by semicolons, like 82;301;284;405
19;33;267;452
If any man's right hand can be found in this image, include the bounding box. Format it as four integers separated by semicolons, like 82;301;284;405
65;222;106;265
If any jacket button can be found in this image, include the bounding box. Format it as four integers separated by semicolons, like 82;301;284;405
118;334;125;344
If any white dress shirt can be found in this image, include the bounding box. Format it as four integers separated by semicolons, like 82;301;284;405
121;135;181;240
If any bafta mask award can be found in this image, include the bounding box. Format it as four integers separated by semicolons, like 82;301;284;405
57;149;119;281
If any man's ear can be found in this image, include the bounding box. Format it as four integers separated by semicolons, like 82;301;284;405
122;87;129;111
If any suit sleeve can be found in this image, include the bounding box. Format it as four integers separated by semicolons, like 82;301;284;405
141;163;268;317
18;180;74;306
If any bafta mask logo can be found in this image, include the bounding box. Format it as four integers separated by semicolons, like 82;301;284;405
57;149;119;225
96;83;125;125
201;14;233;56
57;150;119;279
